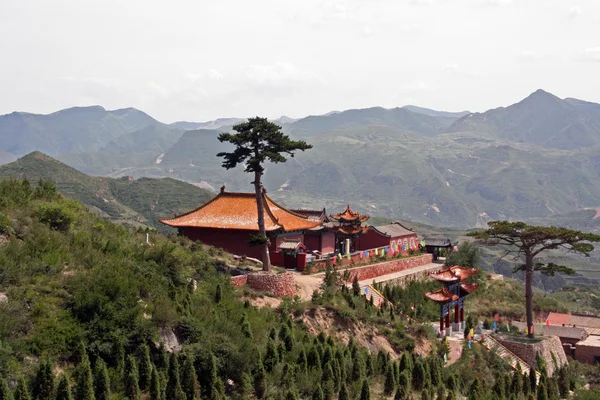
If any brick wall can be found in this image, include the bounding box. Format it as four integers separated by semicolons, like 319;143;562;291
230;275;248;287
575;344;600;364
246;272;296;297
496;335;568;376
343;254;434;282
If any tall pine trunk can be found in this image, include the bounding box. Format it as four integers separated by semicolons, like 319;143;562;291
525;254;534;338
254;170;271;272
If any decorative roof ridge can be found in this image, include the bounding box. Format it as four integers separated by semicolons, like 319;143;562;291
391;221;414;231
264;194;316;221
370;225;391;237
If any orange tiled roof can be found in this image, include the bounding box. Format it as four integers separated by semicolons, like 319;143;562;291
330;204;370;223
429;266;479;283
424;288;459;303
460;282;479;294
160;189;322;232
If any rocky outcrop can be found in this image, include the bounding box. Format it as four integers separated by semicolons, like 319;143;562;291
246;272;296;297
495;334;568;376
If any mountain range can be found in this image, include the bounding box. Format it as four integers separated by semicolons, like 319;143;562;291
2;89;600;229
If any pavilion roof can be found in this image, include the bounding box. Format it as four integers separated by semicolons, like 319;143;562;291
160;188;322;232
372;222;414;238
429;266;479;283
329;204;370;223
290;208;330;222
330;226;371;235
424;288;459;303
460;282;479;295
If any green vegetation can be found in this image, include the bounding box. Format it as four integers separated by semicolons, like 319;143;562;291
470;221;600;337
0;152;212;231
217;117;313;271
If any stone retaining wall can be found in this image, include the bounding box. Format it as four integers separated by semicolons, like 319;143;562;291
246;272;296;297
343;254;434;282
495;334;568;376
230;275;248;287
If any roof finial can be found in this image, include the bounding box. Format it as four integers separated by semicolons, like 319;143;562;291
220;184;226;193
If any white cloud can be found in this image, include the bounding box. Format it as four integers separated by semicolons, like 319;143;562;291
246;62;302;85
410;0;435;5
580;47;600;62
568;6;582;18
479;0;512;6
207;69;224;80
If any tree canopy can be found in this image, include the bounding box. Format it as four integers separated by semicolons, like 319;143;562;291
470;220;600;337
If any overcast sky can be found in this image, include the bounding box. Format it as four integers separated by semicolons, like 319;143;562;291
1;0;599;123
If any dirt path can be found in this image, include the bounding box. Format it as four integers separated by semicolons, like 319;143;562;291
293;273;323;300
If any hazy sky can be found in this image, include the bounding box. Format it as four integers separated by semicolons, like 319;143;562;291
1;0;599;122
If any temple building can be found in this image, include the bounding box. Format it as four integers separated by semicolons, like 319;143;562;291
425;266;479;337
160;187;321;267
161;189;422;268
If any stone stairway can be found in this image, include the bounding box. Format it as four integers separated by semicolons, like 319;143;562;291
481;335;540;382
360;285;391;308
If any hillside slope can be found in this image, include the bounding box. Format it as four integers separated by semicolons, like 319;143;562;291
0;152;213;229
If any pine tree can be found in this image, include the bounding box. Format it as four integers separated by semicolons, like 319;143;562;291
399;352;413;375
241;373;253;398
156;342;169;372
32;359;54;400
429;357;442;388
546;378;559;400
0;378;13;400
181;355;199;400
352;275;360;296
338;383;349;400
125;355;140;400
125;371;140;400
412;359;427;391
150;367;161;400
166;353;186;400
76;359;96;400
241;313;253;339
557;367;568;398
14;377;32;400
311;384;324;400
114;341;126;379
264;339;278;373
446;374;457;393
359;379;370;400
93;358;111;400
437;385;445;400
493;375;506;399
396;371;411;400
468;379;481;400
536;384;548;400
512;369;523;394
55;374;73;400
384;364;396;395
529;369;537;394
254;358;266;399
285;388;299;400
138;344;152;392
201;352;218;399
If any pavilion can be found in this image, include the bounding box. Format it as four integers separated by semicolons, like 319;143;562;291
425;266;479;336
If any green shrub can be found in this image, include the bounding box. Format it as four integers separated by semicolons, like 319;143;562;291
36;201;79;232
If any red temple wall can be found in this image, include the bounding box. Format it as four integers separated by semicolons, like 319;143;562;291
321;232;335;254
303;234;321;252
355;229;390;250
181;227;264;259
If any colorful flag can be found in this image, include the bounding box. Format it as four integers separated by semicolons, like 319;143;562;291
468;340;472;349
374;248;378;256
494;313;500;322
347;253;350;260
493;321;497;331
443;353;447;363
546;319;550;327
359;251;363;259
469;328;474;337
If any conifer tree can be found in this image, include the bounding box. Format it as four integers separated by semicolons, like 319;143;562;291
125;371;140;400
546;378;559;400
32;359;54;400
338;383;349;400
166;353;186;400
529;369;537;394
254;357;266;399
557;367;569;398
446;374;457;393
155;343;169;372
311;384;324;400
241;313;253;339
0;378;13;400
352;275;360;296
512;368;523;394
217;117;312;271
138;344;152;392
396;371;411;400
55;374;73;400
264;339;278;373
150;367;161;400
241;373;253;398
93;358;111;400
523;372;531;398
296;349;308;374
76;358;96;400
536;384;548;400
445;391;456;400
307;346;321;371
412;359;427;391
384;364;397;395
429;357;442;388
200;352;218;399
14;377;32;400
285;388;299;400
359;379;370;400
399;352;413;375
351;352;365;381
181;355;199;400
493;376;506;399
437;385;445;400
468;379;481;400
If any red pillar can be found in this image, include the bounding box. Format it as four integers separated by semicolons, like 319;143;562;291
460;306;464;323
445;312;451;331
440;316;444;334
454;304;460;324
